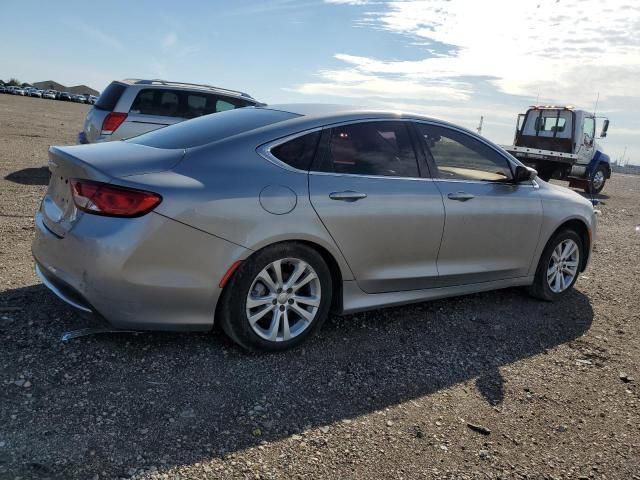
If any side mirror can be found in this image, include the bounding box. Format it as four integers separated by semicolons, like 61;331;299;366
514;165;537;183
600;119;609;138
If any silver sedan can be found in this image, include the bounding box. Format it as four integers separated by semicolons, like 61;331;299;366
32;104;596;351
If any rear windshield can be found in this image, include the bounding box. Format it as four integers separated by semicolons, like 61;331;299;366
127;108;299;149
95;82;126;111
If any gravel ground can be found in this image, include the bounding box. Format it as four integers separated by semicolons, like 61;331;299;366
0;94;639;480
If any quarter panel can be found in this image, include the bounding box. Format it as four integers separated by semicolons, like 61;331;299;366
122;139;355;281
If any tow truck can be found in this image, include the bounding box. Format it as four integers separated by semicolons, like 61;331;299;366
503;106;611;193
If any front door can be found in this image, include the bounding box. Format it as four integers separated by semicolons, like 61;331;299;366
308;120;445;294
415;122;543;287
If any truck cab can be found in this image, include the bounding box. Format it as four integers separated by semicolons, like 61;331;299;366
506;106;611;193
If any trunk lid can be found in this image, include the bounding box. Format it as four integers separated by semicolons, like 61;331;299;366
41;142;184;237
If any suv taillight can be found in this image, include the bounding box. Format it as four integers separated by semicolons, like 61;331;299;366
70;179;162;217
101;112;128;135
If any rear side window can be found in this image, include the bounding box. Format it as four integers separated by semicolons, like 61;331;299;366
95;82;126;111
130;89;253;119
314;121;420;178
128;107;299;149
130;89;180;117
271;131;321;170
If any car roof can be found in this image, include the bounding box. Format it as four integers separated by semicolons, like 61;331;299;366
260;103;470;131
118;78;256;101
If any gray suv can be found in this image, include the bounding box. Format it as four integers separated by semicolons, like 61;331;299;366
78;79;261;144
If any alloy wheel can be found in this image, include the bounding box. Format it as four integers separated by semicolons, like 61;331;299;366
547;239;580;293
245;258;321;342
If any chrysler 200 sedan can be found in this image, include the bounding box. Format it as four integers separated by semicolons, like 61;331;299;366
32;104;596;351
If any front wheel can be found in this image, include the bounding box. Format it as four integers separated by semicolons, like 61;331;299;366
528;229;583;301
585;166;606;194
218;243;333;352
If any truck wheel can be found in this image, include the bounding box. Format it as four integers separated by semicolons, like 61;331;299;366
585;166;606;194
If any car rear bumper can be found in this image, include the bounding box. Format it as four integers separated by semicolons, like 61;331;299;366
32;210;251;331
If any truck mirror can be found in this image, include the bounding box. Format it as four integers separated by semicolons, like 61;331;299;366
600;119;609;138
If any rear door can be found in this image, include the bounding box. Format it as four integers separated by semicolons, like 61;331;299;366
415;122;543;286
308;120;445;293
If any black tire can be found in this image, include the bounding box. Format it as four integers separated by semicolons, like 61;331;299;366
528;229;583;301
585;165;606;194
218;242;333;352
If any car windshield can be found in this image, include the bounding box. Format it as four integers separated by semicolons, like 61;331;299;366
128;107;299;149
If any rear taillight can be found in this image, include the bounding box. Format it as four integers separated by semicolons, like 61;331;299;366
70;179;162;217
101;112;127;135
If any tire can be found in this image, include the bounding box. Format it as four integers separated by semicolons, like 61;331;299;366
585;166;606;194
218;243;333;352
528;229;583;301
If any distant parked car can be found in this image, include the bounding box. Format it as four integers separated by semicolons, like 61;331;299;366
78;78;260;144
0;86;6;93
29;89;43;98
12;87;26;96
87;95;98;105
43;90;58;100
72;94;87;103
59;92;72;101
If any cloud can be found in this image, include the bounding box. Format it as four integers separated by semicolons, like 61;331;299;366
296;0;640;106
71;21;124;51
162;32;177;49
291;53;471;101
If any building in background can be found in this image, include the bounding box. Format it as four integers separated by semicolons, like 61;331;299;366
33;80;99;97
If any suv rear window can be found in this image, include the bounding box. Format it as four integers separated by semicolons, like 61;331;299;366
130;89;253;119
95;82;126;111
128;108;299;149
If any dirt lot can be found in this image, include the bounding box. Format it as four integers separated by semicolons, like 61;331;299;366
0;94;639;480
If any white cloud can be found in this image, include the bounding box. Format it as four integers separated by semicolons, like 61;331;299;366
162;32;178;48
297;0;640;106
292;55;471;101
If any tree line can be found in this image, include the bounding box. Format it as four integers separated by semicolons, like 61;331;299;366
0;78;32;88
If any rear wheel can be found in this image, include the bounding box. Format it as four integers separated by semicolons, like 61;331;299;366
585;166;606;194
528;229;583;301
218;243;332;352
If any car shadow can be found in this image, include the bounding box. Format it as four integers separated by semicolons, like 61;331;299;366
1;283;594;479
4;166;50;186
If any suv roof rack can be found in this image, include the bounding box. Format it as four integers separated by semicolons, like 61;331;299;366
121;78;255;100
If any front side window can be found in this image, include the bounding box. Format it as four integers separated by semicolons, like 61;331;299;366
314;121;419;178
417;124;513;182
271;131;321;171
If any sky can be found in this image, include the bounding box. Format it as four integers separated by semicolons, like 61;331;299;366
2;0;639;164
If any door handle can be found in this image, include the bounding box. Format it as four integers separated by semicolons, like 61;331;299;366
447;192;475;201
329;191;368;202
